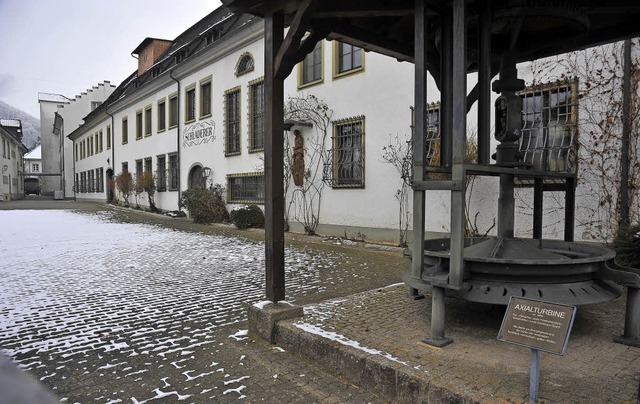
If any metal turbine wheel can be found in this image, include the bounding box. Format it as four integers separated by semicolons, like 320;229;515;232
404;237;622;305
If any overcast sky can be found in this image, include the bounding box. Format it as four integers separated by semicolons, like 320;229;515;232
0;0;222;118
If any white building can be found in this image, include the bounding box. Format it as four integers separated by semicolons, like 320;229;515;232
0;120;28;200
64;5;638;244
38;82;116;197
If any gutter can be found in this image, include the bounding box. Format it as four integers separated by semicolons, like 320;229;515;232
105;106;115;203
169;69;182;206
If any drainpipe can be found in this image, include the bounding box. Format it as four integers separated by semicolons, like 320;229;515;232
105;106;115;203
170;69;182;207
71;139;76;201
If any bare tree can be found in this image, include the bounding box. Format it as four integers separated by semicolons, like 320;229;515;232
528;41;640;240
381;134;412;246
283;94;333;235
115;171;133;207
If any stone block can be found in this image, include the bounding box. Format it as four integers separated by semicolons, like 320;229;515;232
246;301;303;344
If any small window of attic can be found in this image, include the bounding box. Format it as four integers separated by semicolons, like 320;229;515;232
235;52;254;77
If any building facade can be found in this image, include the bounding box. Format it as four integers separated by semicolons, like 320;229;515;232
0;120;28;200
63;5;638;244
38;82;116;197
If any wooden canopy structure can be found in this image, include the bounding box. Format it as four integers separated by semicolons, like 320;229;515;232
221;0;640;345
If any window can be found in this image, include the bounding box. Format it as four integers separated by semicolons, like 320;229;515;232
200;78;212;118
99;168;104;192
325;116;365;188
235;52;254;77
145;106;152;137
157;155;167;192
158;99;166;132
98;130;103;153
106;125;111;150
168;153;179;190
135;159;143;180
227;173;264;203
90;135;94;156
169;94;178;128
75;144;78;161
122;117;129;144
224;87;241;156
185;86;196;123
136;110;143;140
518;79;578;175
334;42;364;77
122;162;128;173
300;40;323;87
32;163;40;172
144;157;152;173
248;78;265;152
75;173;79;193
88;170;94;193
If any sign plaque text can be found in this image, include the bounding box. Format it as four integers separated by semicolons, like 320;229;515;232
498;296;576;355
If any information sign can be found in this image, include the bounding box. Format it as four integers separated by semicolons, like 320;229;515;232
498;296;576;355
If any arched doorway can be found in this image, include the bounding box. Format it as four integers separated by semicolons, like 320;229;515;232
188;165;206;189
106;168;114;202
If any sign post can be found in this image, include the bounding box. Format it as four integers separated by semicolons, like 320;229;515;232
498;297;576;403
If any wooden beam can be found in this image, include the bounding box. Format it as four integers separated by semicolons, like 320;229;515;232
264;12;286;302
274;0;317;79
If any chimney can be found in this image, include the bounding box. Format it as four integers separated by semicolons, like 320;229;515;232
132;38;173;76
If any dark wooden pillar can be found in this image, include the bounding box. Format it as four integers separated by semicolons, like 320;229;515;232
478;0;492;165
449;0;466;289
411;0;427;282
264;13;285;302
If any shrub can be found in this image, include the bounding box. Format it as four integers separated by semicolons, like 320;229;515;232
613;223;640;269
230;205;265;229
179;185;229;224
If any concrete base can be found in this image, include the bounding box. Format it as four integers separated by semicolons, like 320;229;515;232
246;301;304;344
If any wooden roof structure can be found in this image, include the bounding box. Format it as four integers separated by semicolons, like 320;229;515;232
221;0;640;345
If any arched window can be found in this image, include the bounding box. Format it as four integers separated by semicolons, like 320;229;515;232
235;52;255;77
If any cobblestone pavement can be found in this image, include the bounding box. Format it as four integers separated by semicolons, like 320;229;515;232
294;284;640;403
0;202;403;403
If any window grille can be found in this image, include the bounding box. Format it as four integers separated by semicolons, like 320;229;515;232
227;173;264;203
235;53;255;77
157;155;167;192
249;78;265;152
168;154;179;191
323;116;365;188
186;87;196;122
225;87;241;155
517;79;578;185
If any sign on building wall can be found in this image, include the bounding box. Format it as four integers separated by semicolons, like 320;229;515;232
182;119;216;148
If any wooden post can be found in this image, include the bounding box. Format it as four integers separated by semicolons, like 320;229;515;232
264;13;285;302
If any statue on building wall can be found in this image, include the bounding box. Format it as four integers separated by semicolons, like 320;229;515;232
292;130;305;187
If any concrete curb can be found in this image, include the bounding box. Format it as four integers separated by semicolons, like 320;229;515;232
273;320;479;404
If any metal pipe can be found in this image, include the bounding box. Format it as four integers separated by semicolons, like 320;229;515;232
169;69;182;206
423;286;452;347
622;287;640;343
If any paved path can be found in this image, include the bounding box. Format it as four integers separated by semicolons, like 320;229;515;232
0;201;403;403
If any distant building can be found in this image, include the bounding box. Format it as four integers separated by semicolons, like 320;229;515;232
0;119;28;200
23;145;42;195
38;83;116;197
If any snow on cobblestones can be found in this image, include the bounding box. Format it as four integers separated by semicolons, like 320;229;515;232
0;209;350;402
